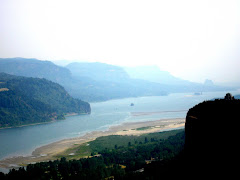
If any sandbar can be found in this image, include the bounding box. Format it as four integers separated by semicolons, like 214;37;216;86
0;118;185;170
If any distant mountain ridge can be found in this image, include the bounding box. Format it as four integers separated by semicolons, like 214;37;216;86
0;58;168;101
124;65;231;92
124;65;217;88
0;58;232;102
0;58;72;84
0;73;90;128
124;66;193;85
66;62;130;82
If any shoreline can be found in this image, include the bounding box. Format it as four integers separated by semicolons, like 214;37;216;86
0;118;185;170
0;112;88;130
0;120;57;130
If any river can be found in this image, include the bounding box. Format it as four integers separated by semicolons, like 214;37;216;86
0;91;238;163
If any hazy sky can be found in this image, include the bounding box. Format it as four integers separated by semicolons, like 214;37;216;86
0;0;240;84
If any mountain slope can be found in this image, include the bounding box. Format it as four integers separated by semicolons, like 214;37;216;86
0;58;89;100
0;58;72;84
124;65;229;92
66;62;170;100
66;62;129;82
124;65;191;85
0;73;90;128
0;58;231;102
0;59;168;101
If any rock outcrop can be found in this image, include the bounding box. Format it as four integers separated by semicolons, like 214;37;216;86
185;93;240;178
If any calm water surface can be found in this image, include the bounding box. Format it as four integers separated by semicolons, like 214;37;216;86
0;91;239;161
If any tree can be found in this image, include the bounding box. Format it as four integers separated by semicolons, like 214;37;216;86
0;172;5;180
145;137;148;143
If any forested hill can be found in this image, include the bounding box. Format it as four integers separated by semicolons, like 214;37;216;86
0;73;91;128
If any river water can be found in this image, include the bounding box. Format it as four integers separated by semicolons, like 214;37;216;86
0;91;239;162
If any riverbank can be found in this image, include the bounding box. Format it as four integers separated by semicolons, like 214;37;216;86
0;112;87;130
0;118;185;170
0;120;57;130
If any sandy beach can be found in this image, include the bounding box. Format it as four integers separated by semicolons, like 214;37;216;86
0;118;185;170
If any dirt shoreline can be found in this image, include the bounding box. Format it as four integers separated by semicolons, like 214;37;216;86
0;118;185;170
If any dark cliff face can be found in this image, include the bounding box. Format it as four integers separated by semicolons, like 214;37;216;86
185;98;240;177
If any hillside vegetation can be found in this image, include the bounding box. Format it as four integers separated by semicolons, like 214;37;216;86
0;73;90;128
